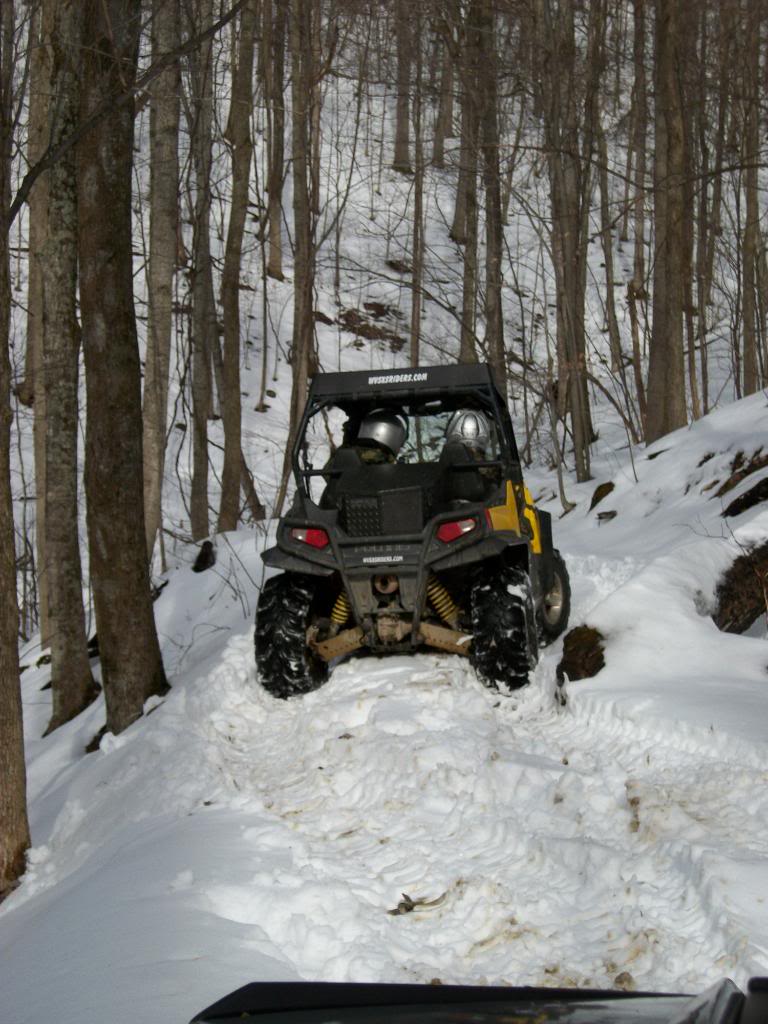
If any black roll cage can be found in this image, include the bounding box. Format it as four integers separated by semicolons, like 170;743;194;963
292;371;522;503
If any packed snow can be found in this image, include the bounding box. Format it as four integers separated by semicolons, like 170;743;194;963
2;391;767;1024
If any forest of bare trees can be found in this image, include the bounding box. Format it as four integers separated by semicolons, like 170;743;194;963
1;0;767;897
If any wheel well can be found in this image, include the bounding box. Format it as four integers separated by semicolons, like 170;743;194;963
500;544;530;575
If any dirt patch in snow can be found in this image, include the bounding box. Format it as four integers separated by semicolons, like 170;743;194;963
338;306;407;352
556;626;606;682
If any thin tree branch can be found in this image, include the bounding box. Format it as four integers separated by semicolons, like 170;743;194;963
7;0;247;226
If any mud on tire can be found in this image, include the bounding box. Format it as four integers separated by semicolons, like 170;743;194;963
537;549;571;644
255;573;328;699
470;565;539;691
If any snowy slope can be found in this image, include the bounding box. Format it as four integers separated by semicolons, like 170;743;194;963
2;393;768;1024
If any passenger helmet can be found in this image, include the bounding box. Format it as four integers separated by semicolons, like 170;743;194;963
445;409;490;453
357;408;408;456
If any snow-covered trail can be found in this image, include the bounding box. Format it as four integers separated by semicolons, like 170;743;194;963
184;619;767;995
5;395;768;1024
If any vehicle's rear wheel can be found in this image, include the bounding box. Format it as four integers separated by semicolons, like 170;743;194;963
538;549;571;643
255;573;329;698
470;565;538;691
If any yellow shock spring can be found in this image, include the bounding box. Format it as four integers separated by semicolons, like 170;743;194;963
330;589;351;626
427;575;459;626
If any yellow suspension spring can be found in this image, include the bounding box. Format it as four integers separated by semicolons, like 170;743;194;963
330;589;351;626
427;575;459;626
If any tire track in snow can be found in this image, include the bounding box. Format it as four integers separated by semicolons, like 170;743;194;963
200;633;767;991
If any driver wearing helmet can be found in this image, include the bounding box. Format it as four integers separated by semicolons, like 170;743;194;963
320;408;407;508
353;408;408;464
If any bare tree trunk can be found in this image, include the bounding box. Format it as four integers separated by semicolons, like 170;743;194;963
218;0;257;534
276;0;316;515
627;0;648;436
431;34;452;168
478;0;505;396
143;0;180;561
392;0;412;173
741;0;760;395
448;4;480;361
78;0;168;736
449;4;478;250
680;4;700;423
597;128;624;373
0;0;31;898
694;1;710;415
458;117;479;362
704;3;732;312
647;0;687;443
27;4;51;648
14;3;41;412
410;6;424;368
309;0;324;217
188;0;217;541
534;0;597;481
41;0;98;734
263;0;287;281
630;0;647;297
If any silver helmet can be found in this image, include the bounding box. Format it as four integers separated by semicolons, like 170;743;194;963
357;408;408;455
445;409;490;452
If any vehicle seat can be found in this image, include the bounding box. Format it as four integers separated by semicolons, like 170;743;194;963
438;441;488;504
319;446;363;509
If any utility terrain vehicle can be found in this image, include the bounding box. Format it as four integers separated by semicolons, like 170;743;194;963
256;364;570;698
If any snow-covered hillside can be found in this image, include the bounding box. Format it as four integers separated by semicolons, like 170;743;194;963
2;390;767;1024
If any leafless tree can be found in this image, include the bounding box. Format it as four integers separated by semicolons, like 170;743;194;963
262;0;288;281
143;0;181;562
40;0;98;733
78;0;168;735
218;0;257;533
392;0;412;173
187;0;217;541
0;0;30;899
646;0;687;443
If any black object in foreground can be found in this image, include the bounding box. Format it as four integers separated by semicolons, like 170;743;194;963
190;977;768;1024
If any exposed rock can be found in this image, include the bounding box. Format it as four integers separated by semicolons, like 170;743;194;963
85;725;108;754
589;481;615;511
192;540;216;573
722;476;768;518
556;626;606;683
715;448;768;499
713;540;768;634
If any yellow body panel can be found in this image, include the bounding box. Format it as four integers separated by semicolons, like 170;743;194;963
487;481;542;554
487;481;521;534
521;485;542;554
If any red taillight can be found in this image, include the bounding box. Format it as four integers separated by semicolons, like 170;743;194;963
290;527;330;549
436;517;477;543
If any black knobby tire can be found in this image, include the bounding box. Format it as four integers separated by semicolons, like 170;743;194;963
255;573;329;699
470;565;539;691
538;549;571;644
